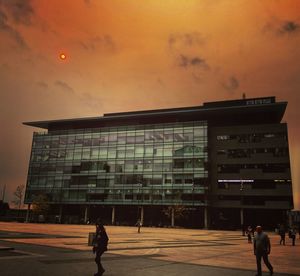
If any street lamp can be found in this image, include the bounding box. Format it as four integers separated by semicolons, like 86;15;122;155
192;180;195;206
240;180;245;236
137;182;144;225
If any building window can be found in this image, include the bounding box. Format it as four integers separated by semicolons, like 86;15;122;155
26;121;208;205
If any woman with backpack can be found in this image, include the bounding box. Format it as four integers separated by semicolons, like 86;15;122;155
93;220;109;276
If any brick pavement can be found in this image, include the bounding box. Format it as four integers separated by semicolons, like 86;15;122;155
0;222;299;275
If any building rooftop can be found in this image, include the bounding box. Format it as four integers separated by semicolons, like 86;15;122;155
23;96;287;130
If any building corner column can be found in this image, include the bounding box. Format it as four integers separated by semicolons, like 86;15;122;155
59;205;63;223
25;203;31;223
112;206;115;225
171;207;175;227
140;206;144;225
288;211;292;228
240;208;244;229
84;205;89;224
204;207;208;229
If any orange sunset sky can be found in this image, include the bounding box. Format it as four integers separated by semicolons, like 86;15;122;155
0;0;299;209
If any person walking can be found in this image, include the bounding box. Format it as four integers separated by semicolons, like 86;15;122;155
279;224;286;245
247;226;253;243
135;219;142;233
288;227;296;246
93;220;109;276
253;225;273;276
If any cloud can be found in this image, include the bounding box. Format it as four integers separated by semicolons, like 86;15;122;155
169;32;205;49
191;57;207;66
157;78;164;87
280;21;299;34
178;54;209;70
263;18;300;36
0;0;34;25
0;62;9;71
80;35;116;52
222;76;239;92
0;10;28;48
54;80;74;94
168;32;209;82
36;81;48;89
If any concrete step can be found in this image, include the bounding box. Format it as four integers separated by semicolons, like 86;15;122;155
0;246;14;251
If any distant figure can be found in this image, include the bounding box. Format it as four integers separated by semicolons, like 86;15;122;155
288;227;296;246
247;226;253;243
242;224;246;236
93;220;109;276
135;220;142;233
253;226;273;276
279;224;286;245
55;215;60;224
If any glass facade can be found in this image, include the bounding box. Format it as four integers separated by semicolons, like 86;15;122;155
23;97;295;228
25;121;208;206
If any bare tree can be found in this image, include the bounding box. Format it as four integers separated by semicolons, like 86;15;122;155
12;185;25;216
32;194;50;217
162;205;186;226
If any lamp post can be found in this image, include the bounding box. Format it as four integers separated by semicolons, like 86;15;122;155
240;180;245;236
192;180;195;206
137;183;144;225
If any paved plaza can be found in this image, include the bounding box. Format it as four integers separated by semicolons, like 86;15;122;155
0;222;299;276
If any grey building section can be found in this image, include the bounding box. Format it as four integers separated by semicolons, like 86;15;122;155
209;123;292;229
23;96;294;228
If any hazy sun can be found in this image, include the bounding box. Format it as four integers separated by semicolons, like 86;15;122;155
59;53;66;60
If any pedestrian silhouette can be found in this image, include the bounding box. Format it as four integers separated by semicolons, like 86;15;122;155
92;220;109;276
288;227;296;246
253;225;273;276
247;226;253;243
135;219;142;233
279;224;286;245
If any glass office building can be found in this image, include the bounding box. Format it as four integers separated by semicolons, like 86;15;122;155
24;96;294;228
27;121;208;203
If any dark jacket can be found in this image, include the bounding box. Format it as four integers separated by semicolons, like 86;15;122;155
93;230;109;253
254;232;271;255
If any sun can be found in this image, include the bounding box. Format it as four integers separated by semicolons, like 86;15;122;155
59;53;66;60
